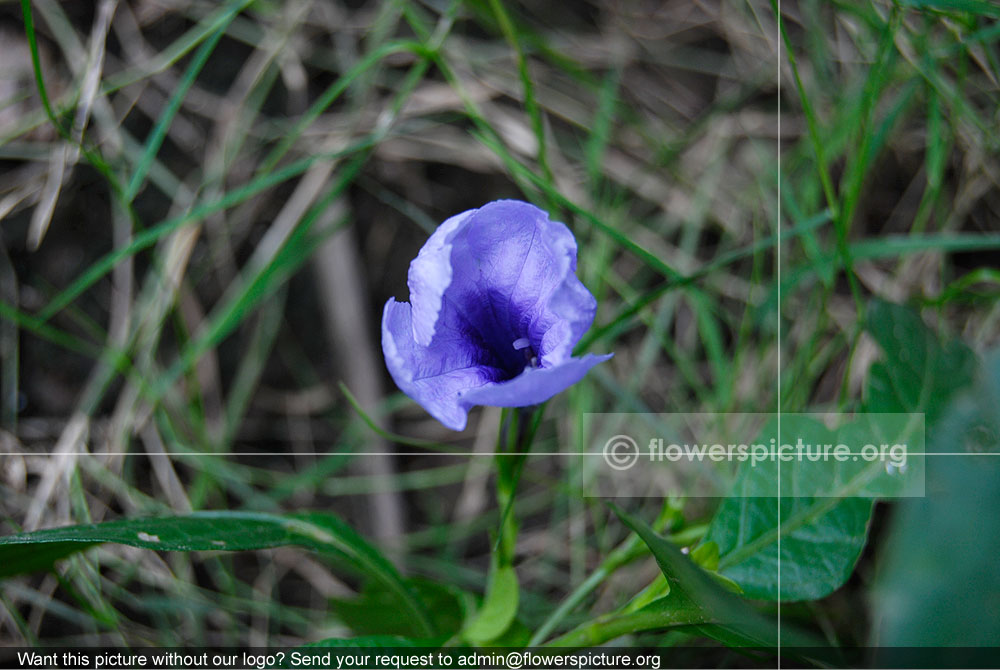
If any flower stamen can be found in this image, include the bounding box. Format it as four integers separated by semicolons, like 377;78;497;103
512;337;539;369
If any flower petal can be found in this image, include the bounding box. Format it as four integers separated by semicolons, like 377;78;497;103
459;353;613;408
382;297;496;431
407;209;476;347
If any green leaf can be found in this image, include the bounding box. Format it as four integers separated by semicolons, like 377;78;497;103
463;564;519;645
611;505;825;651
706;415;880;601
710;493;872;602
705;301;973;602
331;578;466;639
689;541;742;593
689;541;719;571
0;511;433;636
621;573;670;614
864;299;977;424
872;353;1000;650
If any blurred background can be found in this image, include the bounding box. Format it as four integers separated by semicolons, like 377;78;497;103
0;0;998;661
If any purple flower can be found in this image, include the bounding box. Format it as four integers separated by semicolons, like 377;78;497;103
381;200;613;431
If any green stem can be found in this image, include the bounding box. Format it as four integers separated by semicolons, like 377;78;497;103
543;603;706;649
494;406;542;564
528;540;641;646
530;512;707;646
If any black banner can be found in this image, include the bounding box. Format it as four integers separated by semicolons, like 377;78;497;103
1;646;998;669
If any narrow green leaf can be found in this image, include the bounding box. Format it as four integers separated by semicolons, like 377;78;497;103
19;0;60;131
611;505;825;650
125;5;242;201
486;0;553;185
584;67;621;189
0;511;433;636
689;541;719;571
101;1;258;93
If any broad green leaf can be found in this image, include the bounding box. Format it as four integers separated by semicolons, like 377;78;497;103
463;564;519;645
864;299;977;424
707;301;974;602
709;490;872;601
872;353;1000;650
0;511;433;636
706;415;890;601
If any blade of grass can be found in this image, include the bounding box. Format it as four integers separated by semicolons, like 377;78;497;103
486;0;554;187
124;4;244;202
